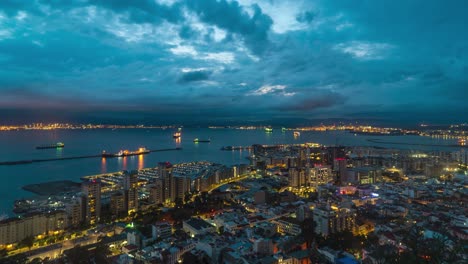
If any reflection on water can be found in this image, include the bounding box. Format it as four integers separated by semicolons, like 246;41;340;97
122;156;127;171
56;148;63;157
101;157;107;174
138;154;144;170
175;137;181;147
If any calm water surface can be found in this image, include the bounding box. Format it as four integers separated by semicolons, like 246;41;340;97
0;128;461;215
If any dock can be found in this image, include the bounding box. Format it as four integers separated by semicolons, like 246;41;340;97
0;148;182;166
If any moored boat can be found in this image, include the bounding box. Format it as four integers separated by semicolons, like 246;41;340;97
194;138;211;143
36;142;65;149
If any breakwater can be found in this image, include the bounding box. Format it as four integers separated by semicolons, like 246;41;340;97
0;148;182;166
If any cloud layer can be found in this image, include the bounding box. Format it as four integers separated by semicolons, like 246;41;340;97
0;0;467;124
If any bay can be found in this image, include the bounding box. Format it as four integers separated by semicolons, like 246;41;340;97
0;128;460;216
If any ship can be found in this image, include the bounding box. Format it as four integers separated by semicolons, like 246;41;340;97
102;147;150;158
194;138;211;143
265;127;273;133
36;142;65;149
173;132;181;138
293;131;301;137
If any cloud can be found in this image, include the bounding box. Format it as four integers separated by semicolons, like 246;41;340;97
250;85;295;96
202;52;234;64
170;45;198;56
296;11;315;23
0;0;467;124
88;0;183;24
178;70;211;83
185;0;273;54
278;91;346;111
178;25;195;39
335;21;353;31
333;41;394;60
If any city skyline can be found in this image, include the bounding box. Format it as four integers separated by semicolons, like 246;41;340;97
1;2;468;262
1;0;467;124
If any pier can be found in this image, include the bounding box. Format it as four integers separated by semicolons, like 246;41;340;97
0;148;182;166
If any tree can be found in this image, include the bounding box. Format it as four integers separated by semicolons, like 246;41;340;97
371;244;401;264
19;235;34;250
184;192;192;204
182;252;203;264
301;219;317;247
65;245;91;264
29;258;43;264
0;253;28;264
175;197;184;208
94;242;111;263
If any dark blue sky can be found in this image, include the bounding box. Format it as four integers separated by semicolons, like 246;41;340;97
1;0;467;125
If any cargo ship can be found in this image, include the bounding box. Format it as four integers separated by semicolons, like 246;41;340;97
173;132;181;138
36;142;65;149
193;138;211;143
102;147;150;158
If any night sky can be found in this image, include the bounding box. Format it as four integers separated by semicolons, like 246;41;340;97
0;0;467;125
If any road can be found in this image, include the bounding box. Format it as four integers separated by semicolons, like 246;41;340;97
207;173;254;193
19;234;99;261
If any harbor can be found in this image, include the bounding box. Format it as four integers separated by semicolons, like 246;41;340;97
0;128;464;216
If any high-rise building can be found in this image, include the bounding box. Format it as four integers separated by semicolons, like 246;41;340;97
310;165;333;188
345;167;382;185
313;205;356;236
158;162;174;204
288;167;306;188
149;180;164;205
333;158;348;185
82;180;101;225
66;198;83;227
110;191;126;218
452;149;467;165
123;171;139;214
173;175;191;200
0;211;67;246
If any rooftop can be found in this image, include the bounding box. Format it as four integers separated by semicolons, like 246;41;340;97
185;218;213;230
